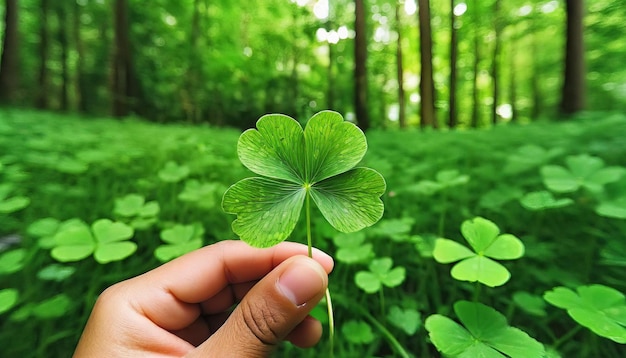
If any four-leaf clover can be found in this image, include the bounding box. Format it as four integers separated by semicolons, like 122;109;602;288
433;217;524;287
222;111;386;247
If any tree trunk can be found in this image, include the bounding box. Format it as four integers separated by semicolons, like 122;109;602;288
396;1;406;128
448;0;458;128
470;0;480;128
36;0;50;109
112;0;136;117
418;0;436;129
395;1;406;128
326;18;335;110
354;0;370;131
57;1;69;111
559;0;586;115
74;0;86;112
0;0;19;104
509;26;518;122
491;0;502;125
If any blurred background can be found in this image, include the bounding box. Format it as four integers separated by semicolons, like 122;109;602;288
1;0;624;129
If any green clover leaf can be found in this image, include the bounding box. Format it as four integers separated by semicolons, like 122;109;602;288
332;232;373;264
520;190;574;211
425;300;546;357
341;320;375;344
51;219;136;264
154;223;204;262
355;257;406;294
0;288;19;315
158;161;190;183
113;193;160;229
0;183;30;214
433;217;524;287
544;284;626;343
387;305;422;335
222;111;386;247
541;154;625;194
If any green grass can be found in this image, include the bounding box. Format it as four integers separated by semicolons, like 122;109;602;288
1;108;626;357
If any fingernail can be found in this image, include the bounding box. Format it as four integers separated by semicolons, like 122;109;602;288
277;259;326;306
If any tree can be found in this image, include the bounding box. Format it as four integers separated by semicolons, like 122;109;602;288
35;0;50;109
418;0;436;128
395;1;406;128
56;1;70;111
112;0;139;117
448;0;458;128
0;0;19;104
354;0;370;131
491;0;502;125
559;0;586;115
470;0;481;128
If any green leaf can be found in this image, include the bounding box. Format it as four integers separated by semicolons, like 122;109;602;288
0;249;26;275
426;301;545;357
520;191;574;211
310;168;385;233
342;320;375;344
355;271;381;293
544;284;626;343
51;221;95;262
433;238;475;263
114;194;146;217
484;234;524;260
513;291;547;317
436;169;470;187
0;196;30;213
238;113;305;183
27;217;60;238
461;217;500;253
222;177;306;247
0;288;19;314
451;256;511;287
387;306;421;335
304;111;367;183
367;217;414;242
541;165;579;193
158;161;190;183
37;264;76;282
92;219;134;243
596;196;626;219
32;294;72;319
94;241;137;264
154;239;203;262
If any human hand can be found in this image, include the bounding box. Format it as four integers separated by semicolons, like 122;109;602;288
73;240;333;357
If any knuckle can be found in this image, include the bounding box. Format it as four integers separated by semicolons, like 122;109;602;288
240;299;284;346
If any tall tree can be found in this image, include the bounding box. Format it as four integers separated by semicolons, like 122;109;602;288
395;1;406;128
36;0;50;109
73;0;86;112
470;0;480;128
354;0;370;130
448;0;458;128
57;1;70;111
490;0;502;125
418;0;436;128
559;0;586;115
0;0;19;104
112;0;138;117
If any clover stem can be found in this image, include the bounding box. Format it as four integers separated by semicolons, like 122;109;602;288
473;282;482;303
304;187;334;356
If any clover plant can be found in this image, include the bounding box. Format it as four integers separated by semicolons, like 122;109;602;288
158;160;190;183
154;223;204;262
341;320;375;345
541;154;625;194
433;217;524;287
0;288;19;315
544;284;626;343
354;257;406;294
50;218;136;264
520;190;574;211
425;300;546;357
222;110;386;352
0;183;30;214
113;193;160;229
387;305;421;335
331;232;373;264
0;249;26;275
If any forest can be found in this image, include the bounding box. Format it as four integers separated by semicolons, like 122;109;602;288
1;0;626;357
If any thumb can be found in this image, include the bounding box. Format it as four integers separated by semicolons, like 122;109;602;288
190;256;329;357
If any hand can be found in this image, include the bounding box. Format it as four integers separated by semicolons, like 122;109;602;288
73;240;333;357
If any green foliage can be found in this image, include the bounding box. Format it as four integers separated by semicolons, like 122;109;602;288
222;111;385;247
520;190;574;211
51;219;136;264
341;320;375;345
544;284;626;343
425;300;546;357
541;154;625;194
0;288;19;315
354;257;406;294
387;305;421;335
154;223;204;262
433;217;525;287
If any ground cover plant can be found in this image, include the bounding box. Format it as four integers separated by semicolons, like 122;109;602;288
1;108;626;357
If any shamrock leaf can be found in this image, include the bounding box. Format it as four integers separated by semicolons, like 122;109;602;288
332;232;373;264
595;196;626;219
0;183;30;214
51;219;135;264
154;223;204;262
158;161;190;183
0;288;19;315
407;169;469;196
222;111;385;247
519;190;574;211
114;193;160;229
342;320;375;344
541;154;625;194
425;300;546;357
433;217;524;287
387;305;422;335
355;257;406;293
544;284;626;343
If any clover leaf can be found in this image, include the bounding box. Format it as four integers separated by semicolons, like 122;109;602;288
154;223;204;262
51;219;136;264
433;217;524;287
0;288;19;315
520;190;574;211
540;154;625;194
387;305;421;335
113;193;160;229
408;169;469;196
0;183;30;214
544;284;626;343
332;231;373;264
596;196;626;219
342;320;375;344
355;257;406;294
425;300;546;357
158;161;190;183
222;111;385;247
